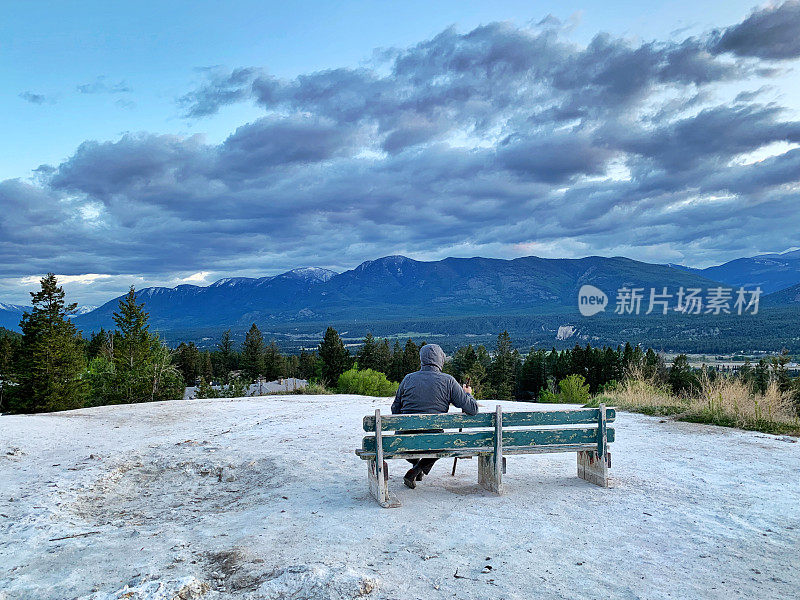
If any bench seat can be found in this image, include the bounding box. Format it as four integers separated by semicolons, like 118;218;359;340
355;404;615;507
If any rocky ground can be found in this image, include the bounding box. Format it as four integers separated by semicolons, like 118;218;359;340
1;394;798;599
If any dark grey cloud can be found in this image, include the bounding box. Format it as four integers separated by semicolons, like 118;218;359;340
711;1;800;60
216;116;359;177
2;4;800;300
18;91;51;105
614;104;800;171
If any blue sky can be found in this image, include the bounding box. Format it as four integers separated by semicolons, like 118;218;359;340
2;1;800;304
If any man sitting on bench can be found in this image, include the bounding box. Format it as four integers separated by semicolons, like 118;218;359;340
391;344;479;489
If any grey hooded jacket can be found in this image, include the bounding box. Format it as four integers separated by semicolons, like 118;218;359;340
391;344;479;415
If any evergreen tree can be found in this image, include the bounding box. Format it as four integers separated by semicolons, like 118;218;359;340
490;331;517;400
215;329;236;383
668;354;699;396
631;345;645;370
400;339;420;378
753;358;770;394
86;328;109;360
298;350;319;381
113;287;153;402
374;339;392;375
451;344;478;382
519;349;547;400
200;351;213;382
263;340;285;381
738;359;753;387
389;340;404;382
621;342;634;374
241;323;264;381
14;274;88;413
175;342;201;386
111;286;179;403
357;333;379;371
284;354;300;379
771;349;792;393
643;348;660;379
0;333;19;412
318;326;350;385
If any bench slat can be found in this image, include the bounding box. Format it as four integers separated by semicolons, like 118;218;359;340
355;443;597;460
362;426;615;453
362;408;616;431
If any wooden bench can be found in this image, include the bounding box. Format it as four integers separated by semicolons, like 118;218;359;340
355;404;615;507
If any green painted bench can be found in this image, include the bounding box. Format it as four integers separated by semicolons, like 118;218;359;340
355;404;615;507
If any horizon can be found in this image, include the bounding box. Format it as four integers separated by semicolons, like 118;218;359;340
3;1;800;305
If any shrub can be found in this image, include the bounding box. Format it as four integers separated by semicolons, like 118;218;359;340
337;367;399;397
558;374;590;404
583;395;615;408
195;376;248;399
297;382;335;395
538;389;561;403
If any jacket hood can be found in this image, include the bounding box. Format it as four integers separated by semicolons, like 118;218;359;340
419;344;445;370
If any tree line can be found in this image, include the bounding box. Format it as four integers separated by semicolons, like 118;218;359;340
2;274;798;414
0;275;183;413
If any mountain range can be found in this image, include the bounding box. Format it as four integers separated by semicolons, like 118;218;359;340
668;249;800;294
64;255;724;333
0;303;97;332
1;252;798;352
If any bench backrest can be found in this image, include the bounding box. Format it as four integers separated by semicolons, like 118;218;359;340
360;406;615;456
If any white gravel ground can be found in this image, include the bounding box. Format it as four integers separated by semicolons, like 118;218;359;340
1;395;798;599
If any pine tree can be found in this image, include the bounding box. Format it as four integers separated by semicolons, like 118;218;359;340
200;351;213;382
14;274;88;413
112;286;160;403
771;349;792;393
298;350;319;381
621;342;634;374
241;323;264;381
490;331;517;400
318;326;350;385
284;354;299;380
738;358;753;387
86;328;109;360
263;340;285;381
389;340;404;382
451;344;478;382
643;348;660;379
753;358;770;394
216;329;235;383
374;339;392;375
519;349;547;400
110;286;177;403
0;332;19;412
357;333;378;371
400;339;420;378
668;354;698;395
175;342;201;386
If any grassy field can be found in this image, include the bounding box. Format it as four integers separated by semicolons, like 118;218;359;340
592;370;800;436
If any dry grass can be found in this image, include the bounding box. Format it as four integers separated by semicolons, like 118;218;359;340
602;366;800;436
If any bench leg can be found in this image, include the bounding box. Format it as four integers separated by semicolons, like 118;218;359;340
367;459;400;508
478;453;503;494
577;450;610;488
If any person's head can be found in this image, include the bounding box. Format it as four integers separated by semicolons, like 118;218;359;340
419;343;445;371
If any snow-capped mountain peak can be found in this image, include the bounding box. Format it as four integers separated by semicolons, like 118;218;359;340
284;267;337;282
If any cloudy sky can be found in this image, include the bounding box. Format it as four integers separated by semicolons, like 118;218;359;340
2;1;800;305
